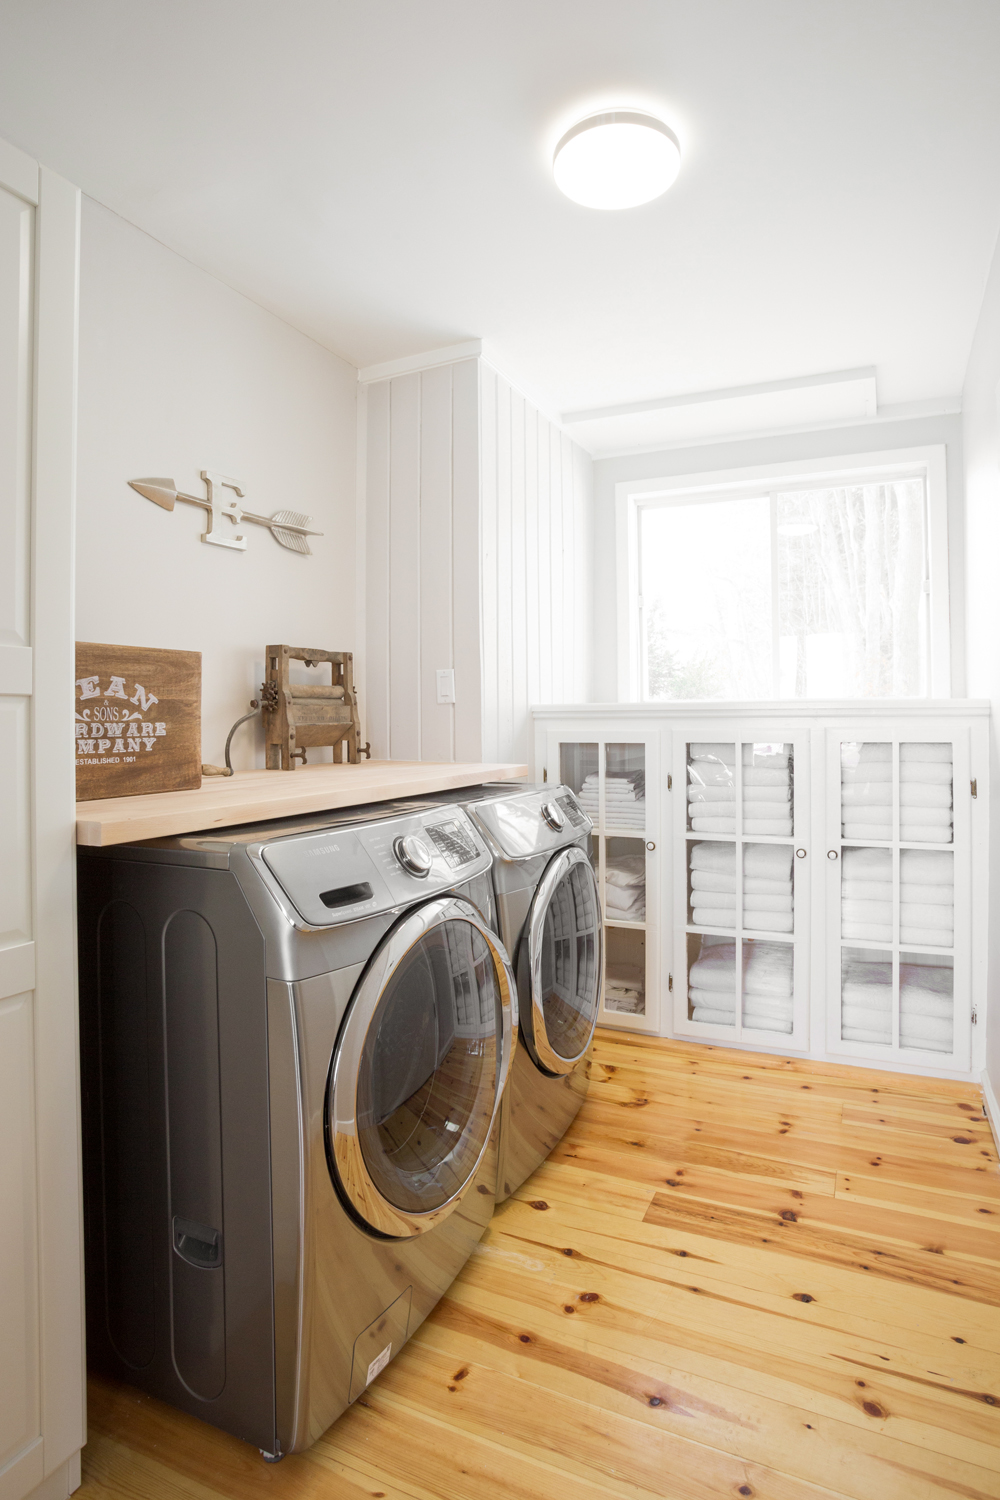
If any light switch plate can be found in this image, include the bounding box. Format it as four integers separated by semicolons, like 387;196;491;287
436;668;456;704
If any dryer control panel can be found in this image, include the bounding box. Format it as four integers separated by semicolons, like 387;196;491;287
255;806;492;928
470;785;592;861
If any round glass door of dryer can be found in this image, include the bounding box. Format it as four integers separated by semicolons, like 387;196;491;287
326;897;516;1238
518;847;603;1075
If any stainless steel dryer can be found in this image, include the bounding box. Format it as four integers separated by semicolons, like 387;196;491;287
78;800;515;1459
421;784;602;1201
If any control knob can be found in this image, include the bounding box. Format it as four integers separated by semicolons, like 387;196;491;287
393;834;433;877
541;800;565;832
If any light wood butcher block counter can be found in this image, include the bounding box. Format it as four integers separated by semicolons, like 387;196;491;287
75;760;528;847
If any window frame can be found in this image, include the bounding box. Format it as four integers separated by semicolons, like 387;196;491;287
615;445;950;703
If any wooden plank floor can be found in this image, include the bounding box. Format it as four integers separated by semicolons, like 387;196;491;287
79;1032;1000;1500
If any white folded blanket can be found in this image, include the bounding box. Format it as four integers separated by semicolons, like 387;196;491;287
689;842;738;872
843;899;892;923
900;742;952;763
900;990;952;1020
742;993;793;1018
690;870;737;893
900;826;952;844
842;847;892;879
743;1015;793;1034
900;928;953;947
688;743;736;762
900;762;952;785
688;762;736;788
842;879;892;901
746;875;793;895
842;921;892;942
900;849;953;884
606;884;644;913
900;784;953;808
689;842;793;879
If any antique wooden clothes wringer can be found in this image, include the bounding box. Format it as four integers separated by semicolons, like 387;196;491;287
262;645;366;768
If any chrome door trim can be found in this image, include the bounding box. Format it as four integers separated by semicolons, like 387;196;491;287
327;896;516;1239
517;846;603;1076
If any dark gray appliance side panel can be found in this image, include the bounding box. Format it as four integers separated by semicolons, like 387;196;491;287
78;851;278;1452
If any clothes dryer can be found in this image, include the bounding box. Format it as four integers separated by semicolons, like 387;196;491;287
421;784;602;1201
78;801;515;1459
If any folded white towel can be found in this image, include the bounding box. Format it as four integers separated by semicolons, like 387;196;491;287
744;844;794;879
842;1026;891;1045
841;785;893;807
691;1006;736;1026
605;856;645;889
843;957;892;981
842;763;892;784
689;799;737;815
899;849;953;884
841;847;892;879
744;910;793;932
743;892;793;912
742;994;794;1019
688;743;736;762
691;907;736;928
843;825;893;841
843;742;892;765
842;879;893;901
900;989;952;1019
900;901;954;928
899;784;953;809
689;743;790;769
744;820;794;836
743;1015;793;1034
743;800;793;820
900;742;953;763
899;1030;951;1053
842;1003;891;1031
900;805;953;826
842;921;893;942
745;876;794;895
744;941;794;998
689;943;737;988
843;899;892;924
688;762;736;788
900;927;953;947
842;805;893;825
740;785;791;804
899;882;952;906
693;889;736;909
744;767;792;788
842;982;892;1011
899;1012;953;1044
689;842;737;872
606;884;645;913
688;785;737;803
900;826;952;844
690;870;736;893
690;987;737;1010
900;762;952;785
691;818;737;833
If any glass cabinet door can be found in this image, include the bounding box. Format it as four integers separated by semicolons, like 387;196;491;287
826;728;971;1069
674;729;810;1052
547;731;660;1033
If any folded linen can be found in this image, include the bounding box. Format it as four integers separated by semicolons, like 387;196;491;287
743;893;793;912
842;879;892;901
688;743;736;762
690;987;737;1011
899;884;953;907
689;943;736;988
689;743;790;769
693;889;736;908
689;842;737;872
899;805;953;826
690;870;737;893
688;762;736;788
741;993;793;1018
899;990;952;1020
744;941;794;997
900;850;954;884
691;907;735;928
843;899;892;924
900;901;954;928
745;875;794;895
605;855;645;888
743;800;793;820
842;1026;891;1045
691;818;736;833
606;886;644;914
841;847;892;878
842;921;892;942
744;820;794;836
842;805;892;825
900;927;953;946
899;784;953;808
842;1004;891;1032
849;743;892;764
899;1012;953;1045
743;1015;793;1034
744;910;793;932
900;742;952;763
900;762;952;785
740;785;792;803
743;767;792;788
689;871;793;896
899;1029;951;1053
688;785;738;802
842;982;892;1011
691;1006;737;1026
841;785;893;807
841;763;892;784
900;826;952;844
843;956;892;981
745;844;794;879
843;825;893;841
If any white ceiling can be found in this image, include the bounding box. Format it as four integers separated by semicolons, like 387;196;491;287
2;0;999;426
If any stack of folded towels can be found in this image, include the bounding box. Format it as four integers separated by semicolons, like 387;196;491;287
578;769;645;829
604;853;645;923
840;846;953;946
687;743;793;835
840;956;953;1053
688;936;794;1034
604;963;644;1015
689;841;794;933
840;742;953;843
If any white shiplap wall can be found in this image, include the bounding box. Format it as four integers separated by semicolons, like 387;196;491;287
363;355;593;764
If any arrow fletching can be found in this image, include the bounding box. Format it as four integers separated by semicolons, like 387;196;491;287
270;510;317;554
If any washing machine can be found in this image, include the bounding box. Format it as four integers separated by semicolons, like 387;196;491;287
420;783;602;1201
78;799;516;1459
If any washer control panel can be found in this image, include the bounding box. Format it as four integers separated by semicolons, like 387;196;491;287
257;806;492;928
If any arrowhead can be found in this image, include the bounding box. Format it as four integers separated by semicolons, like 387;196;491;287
129;478;178;511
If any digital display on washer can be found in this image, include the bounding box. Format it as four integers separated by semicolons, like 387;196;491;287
426;820;479;869
556;793;587;828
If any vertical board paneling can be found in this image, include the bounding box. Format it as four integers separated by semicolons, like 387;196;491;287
524;405;540;717
564;432;577;700
0;188;31;650
509;387;528;764
0;992;38;1469
418;366;454;761
479;364;499;761
388;375;421;759
364;380;391;758
452;360;482;760
550;423;565;699
536;417;552;707
495;380;513;761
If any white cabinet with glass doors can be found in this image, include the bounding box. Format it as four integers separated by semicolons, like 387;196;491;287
541;724;662;1033
533;703;988;1080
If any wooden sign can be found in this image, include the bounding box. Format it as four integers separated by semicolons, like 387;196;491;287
75;643;201;801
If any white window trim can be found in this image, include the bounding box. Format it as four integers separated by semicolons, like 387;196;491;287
615;444;950;703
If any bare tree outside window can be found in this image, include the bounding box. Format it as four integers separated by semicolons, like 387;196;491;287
641;478;928;701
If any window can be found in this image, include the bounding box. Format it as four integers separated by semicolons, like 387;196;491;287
617;449;949;701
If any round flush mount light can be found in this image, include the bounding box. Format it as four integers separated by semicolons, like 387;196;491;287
553;111;681;210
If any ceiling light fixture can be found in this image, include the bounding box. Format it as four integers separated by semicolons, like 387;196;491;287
553;111;681;210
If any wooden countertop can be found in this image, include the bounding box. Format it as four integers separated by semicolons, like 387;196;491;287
75;760;528;847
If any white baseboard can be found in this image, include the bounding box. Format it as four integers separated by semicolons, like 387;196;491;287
23;1455;80;1500
981;1067;1000;1160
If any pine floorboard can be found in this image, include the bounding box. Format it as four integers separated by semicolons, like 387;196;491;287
78;1032;1000;1500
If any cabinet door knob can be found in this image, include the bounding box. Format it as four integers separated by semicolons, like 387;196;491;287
645;841;655;851
827;850;839;860
795;848;807;859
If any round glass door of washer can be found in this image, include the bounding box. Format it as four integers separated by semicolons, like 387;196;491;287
519;847;603;1075
327;898;515;1238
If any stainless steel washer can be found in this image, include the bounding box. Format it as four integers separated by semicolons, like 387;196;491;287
78;800;515;1458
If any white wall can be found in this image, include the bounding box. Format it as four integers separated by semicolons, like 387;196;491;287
364;356;594;766
590;414;966;701
962;229;1000;1104
76;199;358;769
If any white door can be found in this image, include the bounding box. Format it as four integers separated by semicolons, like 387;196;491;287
672;726;811;1053
0;139;83;1500
545;727;661;1033
824;724;972;1071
